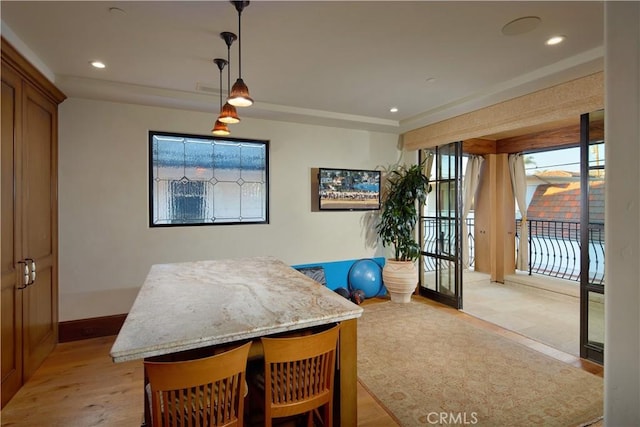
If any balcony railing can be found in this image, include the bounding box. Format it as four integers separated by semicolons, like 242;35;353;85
421;217;605;286
421;217;474;272
516;219;604;286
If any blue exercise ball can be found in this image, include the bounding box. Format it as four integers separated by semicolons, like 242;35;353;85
347;259;383;298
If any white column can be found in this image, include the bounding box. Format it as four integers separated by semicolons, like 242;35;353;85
604;2;640;425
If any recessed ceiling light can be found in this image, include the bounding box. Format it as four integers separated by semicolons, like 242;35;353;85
90;61;106;69
546;35;566;46
389;107;398;113
501;16;542;36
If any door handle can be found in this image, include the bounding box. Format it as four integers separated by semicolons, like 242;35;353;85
27;258;36;285
17;260;29;289
16;258;36;289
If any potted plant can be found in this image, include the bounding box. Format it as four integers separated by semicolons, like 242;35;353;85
376;162;430;303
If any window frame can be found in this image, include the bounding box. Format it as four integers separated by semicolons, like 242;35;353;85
148;130;270;227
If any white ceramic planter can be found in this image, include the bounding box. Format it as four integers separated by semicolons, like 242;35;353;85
382;260;418;303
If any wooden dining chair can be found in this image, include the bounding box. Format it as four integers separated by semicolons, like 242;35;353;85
260;324;340;427
144;341;252;427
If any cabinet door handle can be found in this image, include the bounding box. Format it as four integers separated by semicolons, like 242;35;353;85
28;259;36;285
17;260;29;289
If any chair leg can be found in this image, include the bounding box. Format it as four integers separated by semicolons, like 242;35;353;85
325;402;332;427
307;406;330;427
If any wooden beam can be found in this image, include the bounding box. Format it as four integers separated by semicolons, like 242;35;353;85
463;138;496;155
495;118;604;154
589;118;605;141
496;123;580;153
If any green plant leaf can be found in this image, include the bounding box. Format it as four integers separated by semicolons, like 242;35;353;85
376;162;431;262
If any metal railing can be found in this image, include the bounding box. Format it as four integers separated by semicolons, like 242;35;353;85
421;217;474;272
420;217;605;286
516;219;605;286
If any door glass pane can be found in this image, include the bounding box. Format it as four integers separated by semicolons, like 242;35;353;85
422;264;436;291
581;109;604;363
438;153;455;179
446;219;457;257
421;200;437;292
588;138;605;286
588;291;604;347
438;181;456;216
438;259;456;296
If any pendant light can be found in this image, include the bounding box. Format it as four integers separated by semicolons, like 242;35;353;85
218;31;240;124
212;58;230;136
227;1;253;107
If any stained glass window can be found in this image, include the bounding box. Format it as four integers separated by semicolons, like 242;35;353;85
149;131;269;226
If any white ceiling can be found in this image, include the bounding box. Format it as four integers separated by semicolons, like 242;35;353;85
0;1;604;134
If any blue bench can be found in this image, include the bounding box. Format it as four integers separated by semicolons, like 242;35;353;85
292;257;386;296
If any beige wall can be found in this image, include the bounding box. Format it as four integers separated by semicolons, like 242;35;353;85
604;2;640;424
58;98;400;321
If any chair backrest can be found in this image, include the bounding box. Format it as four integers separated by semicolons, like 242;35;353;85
260;324;340;424
144;341;252;427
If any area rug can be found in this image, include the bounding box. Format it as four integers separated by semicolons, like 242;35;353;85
357;301;603;426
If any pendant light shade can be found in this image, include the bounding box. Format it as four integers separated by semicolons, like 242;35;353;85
212;120;230;136
228;1;253;107
218;31;241;124
219;102;240;124
228;78;253;107
212;58;231;136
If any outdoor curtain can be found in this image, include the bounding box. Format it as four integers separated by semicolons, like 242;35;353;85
422;149;434;181
509;153;529;271
462;155;484;269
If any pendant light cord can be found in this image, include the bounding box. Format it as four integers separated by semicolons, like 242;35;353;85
219;65;224;110
237;9;242;78
227;45;231;96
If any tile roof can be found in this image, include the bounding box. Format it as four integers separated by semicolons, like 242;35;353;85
527;181;604;223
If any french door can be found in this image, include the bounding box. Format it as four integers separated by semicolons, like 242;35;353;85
418;142;463;309
580;110;604;363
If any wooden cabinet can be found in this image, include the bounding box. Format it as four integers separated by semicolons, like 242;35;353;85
1;38;66;407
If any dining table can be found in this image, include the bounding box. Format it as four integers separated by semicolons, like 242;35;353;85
110;256;364;426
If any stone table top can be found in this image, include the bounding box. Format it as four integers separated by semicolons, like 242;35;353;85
110;256;363;362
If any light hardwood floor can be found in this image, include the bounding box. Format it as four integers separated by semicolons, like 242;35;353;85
0;297;601;426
